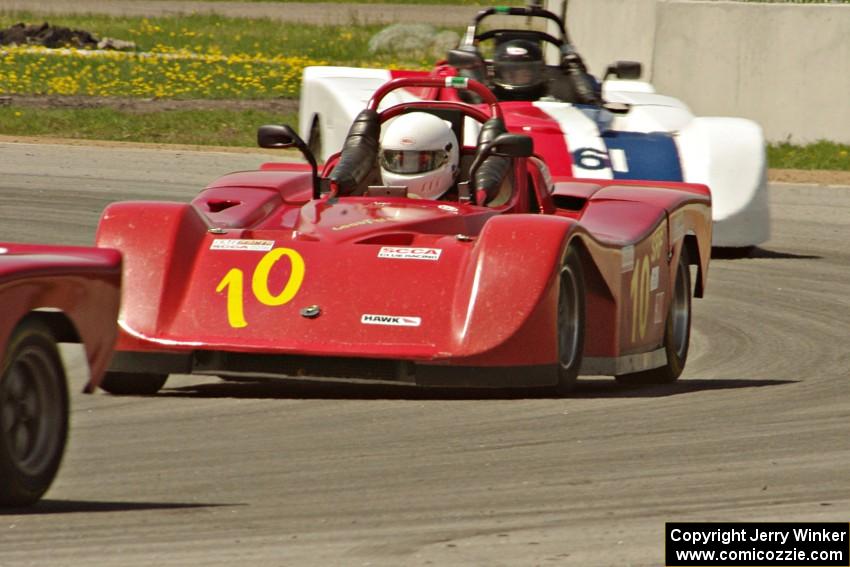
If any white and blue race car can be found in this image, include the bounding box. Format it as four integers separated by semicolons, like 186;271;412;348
299;5;769;248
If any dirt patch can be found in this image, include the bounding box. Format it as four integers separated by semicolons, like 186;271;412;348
0;21;135;50
0;21;98;48
767;168;850;186
0;94;298;114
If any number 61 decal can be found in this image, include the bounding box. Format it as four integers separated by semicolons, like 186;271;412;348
215;248;305;328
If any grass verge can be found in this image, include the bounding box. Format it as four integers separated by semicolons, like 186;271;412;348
1;10;848;171
2;105;847;173
0;13;451;99
0;12;452;99
767;141;850;171
0;106;297;147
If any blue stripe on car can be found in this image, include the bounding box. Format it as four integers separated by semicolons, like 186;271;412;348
601;131;684;181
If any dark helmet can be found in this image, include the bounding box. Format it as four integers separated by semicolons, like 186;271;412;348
492;39;546;100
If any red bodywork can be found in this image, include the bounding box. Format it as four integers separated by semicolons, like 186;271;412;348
0;243;122;391
96;78;711;387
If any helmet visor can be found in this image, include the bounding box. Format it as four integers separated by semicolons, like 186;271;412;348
380;149;449;175
495;60;544;87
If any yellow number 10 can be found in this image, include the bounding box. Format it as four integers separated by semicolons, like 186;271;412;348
629;256;650;342
215;248;306;328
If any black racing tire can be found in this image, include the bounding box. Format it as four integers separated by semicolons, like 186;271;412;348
553;246;586;394
307;116;322;161
617;248;692;385
0;320;69;507
100;372;168;396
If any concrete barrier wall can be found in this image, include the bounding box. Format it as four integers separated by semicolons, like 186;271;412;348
555;0;660;78
562;0;850;144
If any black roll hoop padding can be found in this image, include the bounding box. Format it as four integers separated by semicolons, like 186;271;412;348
473;6;568;41
473;118;512;202
560;45;602;105
328;109;381;195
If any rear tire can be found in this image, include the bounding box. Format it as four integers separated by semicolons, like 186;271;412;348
100;372;168;396
617;248;692;385
0;320;68;507
553;246;585;394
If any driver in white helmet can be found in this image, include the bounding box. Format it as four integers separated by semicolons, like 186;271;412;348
379;112;460;200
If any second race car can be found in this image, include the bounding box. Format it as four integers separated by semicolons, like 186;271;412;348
300;4;766;248
0;243;121;506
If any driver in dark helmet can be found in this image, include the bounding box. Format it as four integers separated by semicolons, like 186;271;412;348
491;39;547;101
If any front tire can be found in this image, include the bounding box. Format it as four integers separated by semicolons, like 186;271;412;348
0;320;69;507
553;246;586;394
100;372;168;396
617;248;692;385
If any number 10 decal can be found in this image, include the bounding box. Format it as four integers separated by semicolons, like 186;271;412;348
629;256;651;342
629;230;665;342
215;248;306;328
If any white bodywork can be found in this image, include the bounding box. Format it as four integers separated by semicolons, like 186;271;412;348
300;66;769;248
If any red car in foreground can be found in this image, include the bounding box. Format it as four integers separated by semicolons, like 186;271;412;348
0;243;121;506
95;77;711;396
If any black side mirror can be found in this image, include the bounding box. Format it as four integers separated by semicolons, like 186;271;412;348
258;124;299;149
447;47;488;102
469;132;534;176
491;133;534;158
257;124;320;199
603;61;642;81
447;47;485;71
461;132;534;205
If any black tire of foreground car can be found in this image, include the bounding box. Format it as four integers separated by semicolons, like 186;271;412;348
100;372;168;396
0;319;69;507
554;245;586;394
616;248;692;385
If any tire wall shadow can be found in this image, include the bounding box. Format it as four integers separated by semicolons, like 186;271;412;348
156;375;796;401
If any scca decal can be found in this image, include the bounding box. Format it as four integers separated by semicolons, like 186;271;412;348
377;247;442;261
216;247;305;328
210;239;274;252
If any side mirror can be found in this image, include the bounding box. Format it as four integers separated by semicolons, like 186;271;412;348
603;60;642;81
461;133;534;205
446;48;484;71
492;133;534;158
258;124;299;149
257;124;320;199
446;47;487;102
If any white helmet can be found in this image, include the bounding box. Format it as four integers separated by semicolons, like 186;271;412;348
379;112;459;199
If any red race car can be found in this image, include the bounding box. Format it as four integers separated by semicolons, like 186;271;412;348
95;77;711;396
0;243;121;506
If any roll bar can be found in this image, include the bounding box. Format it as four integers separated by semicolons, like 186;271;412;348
472;5;569;44
367;76;503;120
379;101;493;125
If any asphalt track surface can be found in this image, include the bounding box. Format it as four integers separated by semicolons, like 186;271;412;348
0;142;848;566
